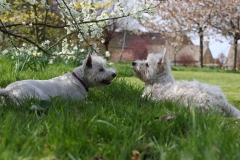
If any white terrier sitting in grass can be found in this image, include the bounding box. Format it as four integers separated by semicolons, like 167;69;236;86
132;49;240;118
0;54;116;104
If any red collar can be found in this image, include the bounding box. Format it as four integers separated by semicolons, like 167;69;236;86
72;72;88;92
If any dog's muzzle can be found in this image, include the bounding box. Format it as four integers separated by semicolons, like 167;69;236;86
101;73;116;85
132;61;138;73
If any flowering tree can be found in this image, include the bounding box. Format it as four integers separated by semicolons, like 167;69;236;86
0;0;64;52
208;0;240;71
95;2;122;56
0;0;160;55
217;52;226;69
141;0;224;68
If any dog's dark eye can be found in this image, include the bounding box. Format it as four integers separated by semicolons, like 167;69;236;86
146;63;149;67
99;68;104;72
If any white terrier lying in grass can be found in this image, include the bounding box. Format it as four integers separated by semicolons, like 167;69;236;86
132;49;240;118
0;54;116;104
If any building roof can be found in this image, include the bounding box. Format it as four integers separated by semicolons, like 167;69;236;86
225;44;240;66
108;32;215;65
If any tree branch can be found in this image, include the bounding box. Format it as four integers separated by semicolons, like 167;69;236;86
46;31;77;52
0;20;48;54
0;22;68;29
1;0;161;55
57;0;99;54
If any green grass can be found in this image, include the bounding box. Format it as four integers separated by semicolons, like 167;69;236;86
1;58;240;159
172;71;240;105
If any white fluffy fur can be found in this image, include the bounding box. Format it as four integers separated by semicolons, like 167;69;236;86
0;55;116;104
132;49;240;118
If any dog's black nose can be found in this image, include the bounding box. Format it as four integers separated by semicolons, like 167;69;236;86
112;73;116;78
132;62;136;66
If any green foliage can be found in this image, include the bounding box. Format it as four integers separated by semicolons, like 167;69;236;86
0;58;240;159
1;42;88;72
2;46;50;72
113;62;240;78
52;39;88;66
13;51;48;72
171;65;240;73
1;0;64;47
112;62;133;77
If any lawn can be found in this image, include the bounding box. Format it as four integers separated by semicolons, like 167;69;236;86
1;59;240;160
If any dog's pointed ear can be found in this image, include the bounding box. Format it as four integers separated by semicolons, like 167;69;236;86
158;49;166;66
86;55;92;68
161;48;166;56
158;58;164;66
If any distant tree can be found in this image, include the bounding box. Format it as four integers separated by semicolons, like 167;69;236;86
0;0;63;51
95;3;121;57
178;54;195;67
141;0;220;68
217;53;226;69
208;0;240;71
237;48;240;69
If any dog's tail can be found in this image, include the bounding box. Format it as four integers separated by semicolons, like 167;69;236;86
0;88;9;97
224;103;240;118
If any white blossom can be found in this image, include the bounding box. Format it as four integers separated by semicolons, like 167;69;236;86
2;49;8;55
2;0;162;52
40;0;46;5
73;46;78;50
101;39;105;43
26;0;37;5
49;59;53;64
105;51;110;58
45;40;50;45
0;0;11;13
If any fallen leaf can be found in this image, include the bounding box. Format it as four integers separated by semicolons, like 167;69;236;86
161;114;179;121
92;153;103;160
131;150;140;160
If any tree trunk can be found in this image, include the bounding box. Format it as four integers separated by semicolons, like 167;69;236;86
33;4;40;44
41;0;49;42
104;41;109;51
104;41;109;61
119;30;126;62
233;34;238;71
174;53;176;66
199;27;204;68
